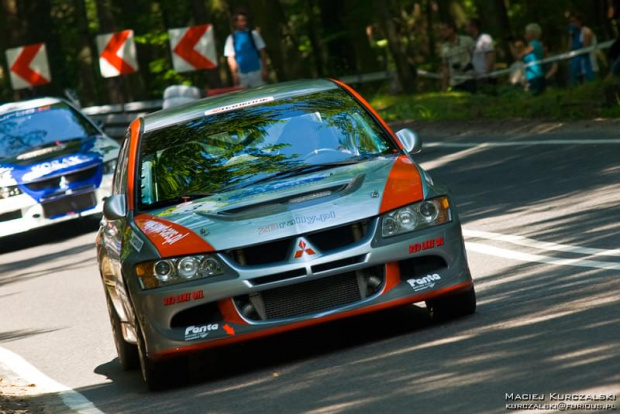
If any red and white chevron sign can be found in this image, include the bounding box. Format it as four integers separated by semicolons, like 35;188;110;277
169;25;217;73
6;43;51;90
96;30;139;78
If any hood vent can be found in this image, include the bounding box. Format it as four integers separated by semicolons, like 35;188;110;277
198;174;365;221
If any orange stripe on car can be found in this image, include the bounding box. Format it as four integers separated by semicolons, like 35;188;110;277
134;214;215;257
126;119;141;211
379;155;424;214
331;79;404;150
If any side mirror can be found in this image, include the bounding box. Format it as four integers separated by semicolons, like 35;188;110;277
103;194;127;220
395;128;422;154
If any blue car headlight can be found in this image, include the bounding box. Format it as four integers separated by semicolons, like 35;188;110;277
0;185;22;199
381;197;452;238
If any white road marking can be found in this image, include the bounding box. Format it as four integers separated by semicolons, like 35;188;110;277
0;346;104;414
465;242;620;270
426;139;620;148
463;228;620;258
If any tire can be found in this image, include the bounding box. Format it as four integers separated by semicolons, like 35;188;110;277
426;286;477;322
105;292;140;370
135;321;186;391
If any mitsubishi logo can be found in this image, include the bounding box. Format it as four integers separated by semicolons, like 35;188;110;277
293;238;317;259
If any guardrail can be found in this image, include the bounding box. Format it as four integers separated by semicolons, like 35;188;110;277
82;100;162;139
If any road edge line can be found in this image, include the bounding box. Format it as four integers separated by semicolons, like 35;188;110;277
0;345;104;414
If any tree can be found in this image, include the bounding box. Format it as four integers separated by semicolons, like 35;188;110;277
373;0;416;93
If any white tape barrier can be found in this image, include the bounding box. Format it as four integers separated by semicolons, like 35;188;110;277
443;39;615;81
338;39;615;82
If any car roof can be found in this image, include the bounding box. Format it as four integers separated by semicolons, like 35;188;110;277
0;97;64;115
142;79;340;133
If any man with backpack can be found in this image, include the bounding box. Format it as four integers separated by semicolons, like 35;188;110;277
224;11;269;88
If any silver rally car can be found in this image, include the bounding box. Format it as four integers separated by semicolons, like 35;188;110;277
97;79;475;389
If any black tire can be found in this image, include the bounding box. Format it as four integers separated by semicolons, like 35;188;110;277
426;286;477;322
136;321;186;391
105;291;140;370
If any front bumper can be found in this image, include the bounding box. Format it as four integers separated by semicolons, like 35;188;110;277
132;219;473;360
0;176;112;238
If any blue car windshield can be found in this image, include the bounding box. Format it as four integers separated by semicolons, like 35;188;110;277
138;89;398;208
0;101;99;160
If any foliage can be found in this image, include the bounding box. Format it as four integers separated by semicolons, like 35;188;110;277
0;0;617;117
369;79;620;121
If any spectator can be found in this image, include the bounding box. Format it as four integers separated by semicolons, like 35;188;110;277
224;10;269;88
466;18;496;91
440;21;476;93
508;38;527;88
567;12;598;85
510;24;545;95
607;0;620;79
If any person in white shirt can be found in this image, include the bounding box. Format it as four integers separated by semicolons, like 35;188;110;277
224;11;269;88
466;18;496;91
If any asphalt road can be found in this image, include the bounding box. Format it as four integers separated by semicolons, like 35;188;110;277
1;125;619;413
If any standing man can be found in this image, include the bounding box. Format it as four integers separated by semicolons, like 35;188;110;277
466;18;496;91
224;10;269;88
440;21;476;93
567;12;598;85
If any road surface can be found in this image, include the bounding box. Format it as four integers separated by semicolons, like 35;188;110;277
1;124;618;413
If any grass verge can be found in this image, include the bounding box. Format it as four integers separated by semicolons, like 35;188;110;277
367;80;620;122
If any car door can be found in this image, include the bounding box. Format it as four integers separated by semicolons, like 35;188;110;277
101;129;133;321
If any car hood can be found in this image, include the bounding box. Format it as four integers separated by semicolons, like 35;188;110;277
135;155;424;253
0;135;119;196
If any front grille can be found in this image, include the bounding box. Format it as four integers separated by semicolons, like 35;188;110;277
227;220;370;266
0;210;22;222
25;166;99;191
41;191;97;218
261;273;362;319
236;266;385;321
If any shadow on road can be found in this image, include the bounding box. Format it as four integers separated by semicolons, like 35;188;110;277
10;141;620;413
0;216;100;255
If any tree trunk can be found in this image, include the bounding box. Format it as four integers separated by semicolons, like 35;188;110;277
373;0;416;93
1;0;27;99
474;0;512;63
318;0;357;76
306;0;325;77
248;0;308;81
95;0;125;104
72;0;100;105
192;0;223;88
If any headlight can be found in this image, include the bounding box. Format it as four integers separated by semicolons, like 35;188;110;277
0;186;22;199
381;197;451;238
136;254;224;289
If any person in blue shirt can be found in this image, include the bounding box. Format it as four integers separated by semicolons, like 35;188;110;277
224;11;269;88
567;13;597;85
510;23;546;95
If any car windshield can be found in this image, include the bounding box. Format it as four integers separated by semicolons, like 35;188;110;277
0;101;99;160
138;89;398;209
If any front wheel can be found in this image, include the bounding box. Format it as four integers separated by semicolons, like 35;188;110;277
136;321;186;391
105;291;139;370
426;286;476;322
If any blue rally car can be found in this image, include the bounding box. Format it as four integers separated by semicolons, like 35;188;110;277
0;97;120;237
